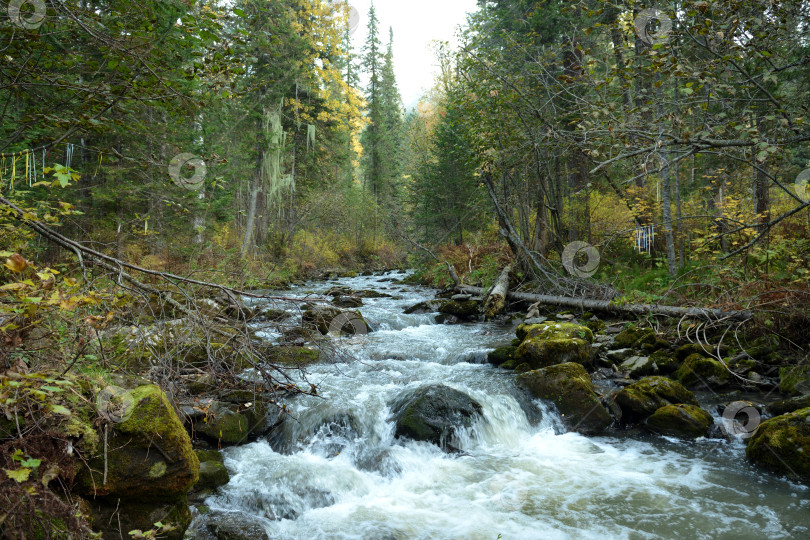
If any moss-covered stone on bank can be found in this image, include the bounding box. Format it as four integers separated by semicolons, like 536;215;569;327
746;407;810;484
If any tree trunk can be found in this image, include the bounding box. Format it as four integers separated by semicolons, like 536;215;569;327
454;284;752;322
484;265;512;319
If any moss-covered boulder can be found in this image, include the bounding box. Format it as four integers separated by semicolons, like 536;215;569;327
746;407;810;484
779;364;810;396
487;345;518;367
613;326;657;349
75;385;199;500
768;395;810;416
745;335;780;362
194;400;268;445
517;363;612;435
513;322;593;370
302;305;370;335
390;384;482;452
614;376;699;424
619;356;655;378
87;496;192;540
645;404;714;439
439;299;480;320
196;460;230;491
675;354;730;389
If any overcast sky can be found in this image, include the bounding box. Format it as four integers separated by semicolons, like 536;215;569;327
347;0;480;110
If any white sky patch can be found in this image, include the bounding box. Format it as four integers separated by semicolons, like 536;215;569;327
348;0;480;110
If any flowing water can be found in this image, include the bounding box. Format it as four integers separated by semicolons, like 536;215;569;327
201;272;809;539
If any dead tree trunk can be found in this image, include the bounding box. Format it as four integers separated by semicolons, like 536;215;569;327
453;283;752;322
484;265;512;319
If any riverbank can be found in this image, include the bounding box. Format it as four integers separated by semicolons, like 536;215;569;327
2;270;809;539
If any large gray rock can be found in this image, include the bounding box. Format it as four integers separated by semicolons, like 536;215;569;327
390;384;482;452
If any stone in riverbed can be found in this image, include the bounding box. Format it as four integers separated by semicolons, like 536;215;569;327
390;384;482;452
516;363;612;435
302;305;370;335
487;345;518;366
87;497;192;540
332;295;363;308
746;407;810;484
768;395;810;416
675;353;730;389
196;460;230;491
439;299;480;321
614;376;698;424
513;322;593;370
404;299;448;314
645;404;714;439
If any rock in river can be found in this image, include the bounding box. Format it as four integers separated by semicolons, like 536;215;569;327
517;363;612;435
645;404;714;439
390;384;483;452
747;407;810;485
613;376;698;424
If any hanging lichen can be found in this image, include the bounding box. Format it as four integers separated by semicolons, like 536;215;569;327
262;99;293;211
307;124;316;152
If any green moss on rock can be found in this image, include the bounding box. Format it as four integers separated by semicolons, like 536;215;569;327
195;400;268;445
614;376;698;424
487;345;518;366
768;395;810;416
614;326;656;349
746;407;810;484
645;404;713;439
439;299;480;320
779;364;810;396
517;363;612;435
675;354;730;389
75;385;199;500
514;323;593;370
267;345;321;366
196;460;230;490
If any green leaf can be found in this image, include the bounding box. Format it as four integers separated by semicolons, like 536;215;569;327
48;404;72;416
41;386;63;392
4;468;32;483
21;458;41;469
